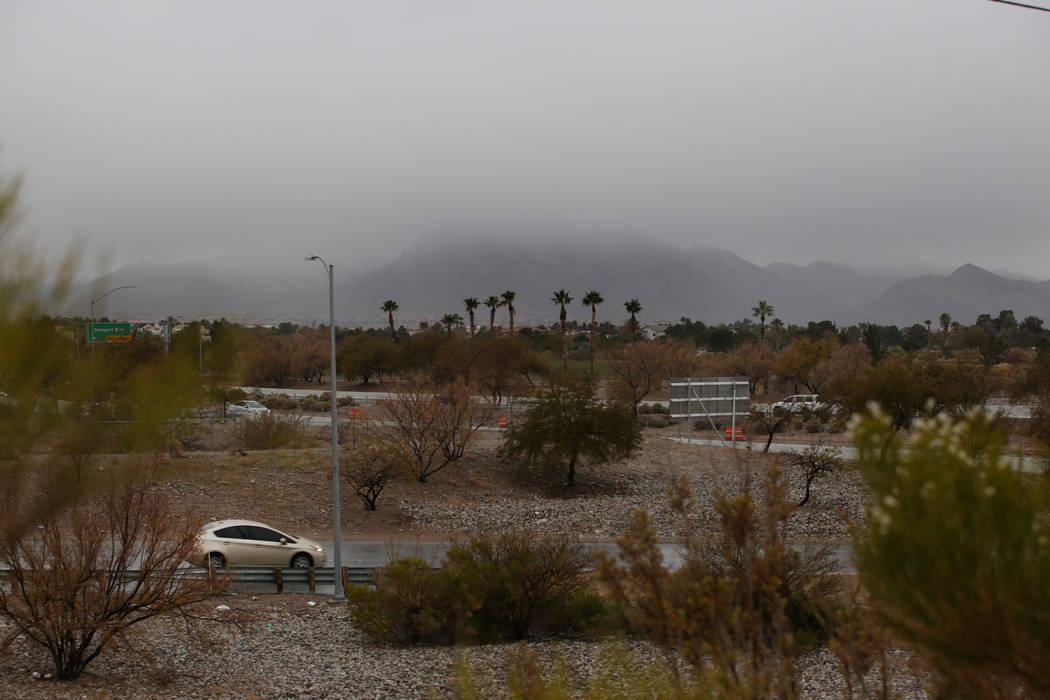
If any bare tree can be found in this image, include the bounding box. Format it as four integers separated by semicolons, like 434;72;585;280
607;339;694;414
0;471;229;680
789;443;842;507
748;403;792;453
374;377;491;482
293;328;329;384
342;440;404;511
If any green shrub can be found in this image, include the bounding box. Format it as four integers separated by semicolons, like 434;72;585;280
565;590;624;636
298;397;327;412
346;557;453;645
318;392;357;408
261;394;299;411
640;415;669;429
238;413;303;449
442;529;591;642
850;407;1050;696
348;530;592;645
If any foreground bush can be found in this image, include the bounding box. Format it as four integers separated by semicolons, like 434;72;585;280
347;557;452;645
442;530;592;642
0;473;228;680
597;467;838;697
851;407;1050;696
347;530;594;645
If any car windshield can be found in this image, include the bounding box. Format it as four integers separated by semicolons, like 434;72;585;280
244;401;264;408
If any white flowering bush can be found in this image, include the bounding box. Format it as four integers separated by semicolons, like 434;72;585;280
850;405;1050;695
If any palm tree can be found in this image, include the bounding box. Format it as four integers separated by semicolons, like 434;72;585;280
463;297;480;338
939;312;952;344
770;317;785;349
440;313;463;337
582;290;603;375
381;300;399;341
551;289;574;372
624;299;642;342
751;300;774;341
484;295;501;332
501;290;516;333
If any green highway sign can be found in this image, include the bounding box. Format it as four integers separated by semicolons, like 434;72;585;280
88;322;132;343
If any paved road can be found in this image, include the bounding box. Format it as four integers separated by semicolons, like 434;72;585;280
669;436;1046;473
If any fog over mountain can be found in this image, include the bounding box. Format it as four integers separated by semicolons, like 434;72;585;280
78;236;1048;328
4;1;1050;284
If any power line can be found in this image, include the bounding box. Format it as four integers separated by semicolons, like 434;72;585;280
987;0;1050;12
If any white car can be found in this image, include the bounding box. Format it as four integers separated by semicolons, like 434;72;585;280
228;400;269;416
191;519;326;569
772;394;829;414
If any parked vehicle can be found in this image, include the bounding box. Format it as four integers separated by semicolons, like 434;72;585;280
228;400;269;416
771;394;830;415
191;519;326;569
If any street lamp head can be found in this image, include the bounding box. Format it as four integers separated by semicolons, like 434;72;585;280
305;255;320;261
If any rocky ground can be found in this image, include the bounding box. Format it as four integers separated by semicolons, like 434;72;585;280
159;429;864;544
0;595;930;699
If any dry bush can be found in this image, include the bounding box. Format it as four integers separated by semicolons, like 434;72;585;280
597;466;840;697
237;412;305;450
347;557;452;645
342;439;405;511
374;376;491;483
348;529;595;646
442;529;593;642
788;442;843;507
606;338;694;414
747;403;792;453
0;469;229;680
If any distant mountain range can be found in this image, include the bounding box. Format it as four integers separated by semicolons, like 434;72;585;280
74;238;1050;327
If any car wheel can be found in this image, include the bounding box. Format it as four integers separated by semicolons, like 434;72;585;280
291;553;312;569
207;552;226;569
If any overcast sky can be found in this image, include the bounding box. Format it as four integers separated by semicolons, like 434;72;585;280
2;0;1048;280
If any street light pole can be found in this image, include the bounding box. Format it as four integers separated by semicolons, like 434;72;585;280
90;285;137;354
305;255;344;602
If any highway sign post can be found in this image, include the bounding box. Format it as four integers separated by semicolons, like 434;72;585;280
88;322;132;343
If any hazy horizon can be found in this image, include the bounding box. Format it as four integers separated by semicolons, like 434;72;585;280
3;1;1049;281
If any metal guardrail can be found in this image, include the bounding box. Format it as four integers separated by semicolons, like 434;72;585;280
216;565;377;593
0;566;379;595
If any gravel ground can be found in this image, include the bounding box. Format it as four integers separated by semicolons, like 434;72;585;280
0;595;929;699
400;438;865;542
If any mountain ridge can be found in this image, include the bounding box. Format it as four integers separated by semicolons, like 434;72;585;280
74;239;1049;327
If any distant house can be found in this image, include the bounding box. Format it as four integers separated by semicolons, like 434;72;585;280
639;322;668;340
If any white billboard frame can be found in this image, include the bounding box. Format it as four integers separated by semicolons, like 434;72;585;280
668;376;750;447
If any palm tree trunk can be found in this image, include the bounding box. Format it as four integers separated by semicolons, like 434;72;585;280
509;307;515;333
468;310;476;338
489;309;496;331
388;313;396;341
559;306;567;372
589;306;596;375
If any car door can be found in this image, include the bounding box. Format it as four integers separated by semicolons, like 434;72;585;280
241;525;291;566
212;526;255;565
